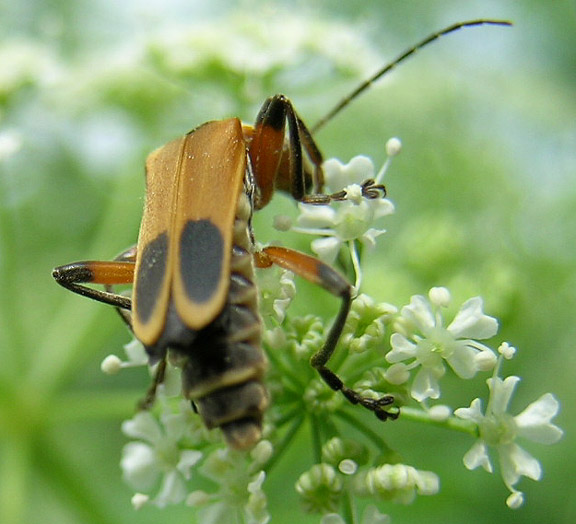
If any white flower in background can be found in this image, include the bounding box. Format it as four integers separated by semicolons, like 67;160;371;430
121;409;203;507
145;13;380;88
455;375;563;508
387;288;498;401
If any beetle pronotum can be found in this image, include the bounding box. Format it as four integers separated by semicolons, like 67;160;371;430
53;19;511;450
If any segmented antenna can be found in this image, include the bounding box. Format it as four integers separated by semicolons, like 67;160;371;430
311;19;512;134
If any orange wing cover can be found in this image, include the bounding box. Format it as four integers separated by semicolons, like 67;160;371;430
133;118;247;347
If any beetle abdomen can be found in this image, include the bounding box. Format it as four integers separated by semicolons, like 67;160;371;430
170;190;268;449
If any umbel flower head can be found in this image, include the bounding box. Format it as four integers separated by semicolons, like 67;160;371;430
101;144;563;521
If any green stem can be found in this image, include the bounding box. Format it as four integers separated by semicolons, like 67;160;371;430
398;407;478;436
336;409;395;454
341;490;356;524
309;414;323;463
263;414;304;474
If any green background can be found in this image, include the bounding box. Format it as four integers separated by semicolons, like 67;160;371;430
1;0;574;523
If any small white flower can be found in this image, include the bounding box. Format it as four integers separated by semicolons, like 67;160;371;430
103;338;182;398
290;152;396;290
455;376;563;507
191;447;270;524
257;266;296;323
120;410;203;507
387;292;498;401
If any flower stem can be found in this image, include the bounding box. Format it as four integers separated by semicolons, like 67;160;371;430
399;407;478;436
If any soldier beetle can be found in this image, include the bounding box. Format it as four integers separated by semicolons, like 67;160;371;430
53;19;511;449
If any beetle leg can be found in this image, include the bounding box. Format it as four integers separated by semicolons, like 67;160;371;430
255;246;397;421
104;245;138;328
52;259;134;310
249;95;291;209
54;246;172;410
250;94;331;208
137;357;167;410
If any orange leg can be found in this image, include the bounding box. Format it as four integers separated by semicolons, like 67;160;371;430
248;94;387;209
53;245;169;409
52;245;137;311
249;95;329;209
256;246;397;421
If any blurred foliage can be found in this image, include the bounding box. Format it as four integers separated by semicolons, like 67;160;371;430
0;0;574;523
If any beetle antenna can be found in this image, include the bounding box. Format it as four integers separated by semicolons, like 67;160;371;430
311;19;512;134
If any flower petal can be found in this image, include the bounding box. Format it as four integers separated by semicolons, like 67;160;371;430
497;442;542;487
371;198;395;219
121;442;160;491
297;203;336;228
455;398;484;424
411;368;440;401
323;155;375;192
488;376;520;416
311;236;342;262
177;450;204;479
154;470;187;507
446;342;478;379
122;411;163;444
402;295;435;332
387;333;417;362
462;440;493;472
515;393;563;444
360;227;386;249
447;297;498;339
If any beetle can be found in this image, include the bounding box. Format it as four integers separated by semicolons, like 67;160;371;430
53;19;510;450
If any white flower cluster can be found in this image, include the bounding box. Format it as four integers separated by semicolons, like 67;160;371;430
101;145;562;518
102;341;271;522
387;289;499;402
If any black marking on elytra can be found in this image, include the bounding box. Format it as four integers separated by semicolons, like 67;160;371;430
179;219;224;303
135;232;168;324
